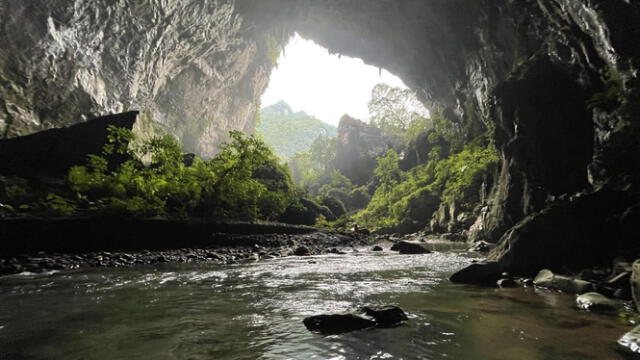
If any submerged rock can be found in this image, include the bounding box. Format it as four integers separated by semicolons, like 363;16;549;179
576;292;625;313
303;314;376;335
303;305;408;334
390;241;430;255
533;269;594;294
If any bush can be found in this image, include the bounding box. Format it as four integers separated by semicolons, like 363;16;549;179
320;196;347;218
68;128;296;220
354;144;498;230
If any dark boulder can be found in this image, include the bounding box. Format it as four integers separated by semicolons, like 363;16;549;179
359;305;408;328
390;241;430;255
487;191;633;276
372;245;384;252
293;246;311;256
0;111;138;178
303;314;376;335
450;261;501;285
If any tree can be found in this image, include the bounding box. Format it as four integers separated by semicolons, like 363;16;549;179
368;83;430;138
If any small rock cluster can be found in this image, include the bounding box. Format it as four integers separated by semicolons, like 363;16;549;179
0;231;368;276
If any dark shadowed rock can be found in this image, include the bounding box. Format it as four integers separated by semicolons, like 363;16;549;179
372;245;384;252
0;112;138;178
303;314;376;335
450;261;501;285
359;305;408;328
293;246;311;256
496;278;518;288
390;241;430;255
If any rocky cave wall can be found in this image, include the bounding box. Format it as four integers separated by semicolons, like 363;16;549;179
0;0;274;156
247;0;640;269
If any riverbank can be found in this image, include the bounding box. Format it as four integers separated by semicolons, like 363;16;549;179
0;218;371;276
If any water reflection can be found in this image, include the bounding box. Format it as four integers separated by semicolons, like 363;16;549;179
0;245;633;359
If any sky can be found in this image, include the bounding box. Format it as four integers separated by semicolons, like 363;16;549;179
260;34;407;126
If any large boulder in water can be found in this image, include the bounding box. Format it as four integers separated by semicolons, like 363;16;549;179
303;314;376;335
390;241;430;255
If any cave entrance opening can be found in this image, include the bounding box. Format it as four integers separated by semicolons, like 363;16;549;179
257;33;415;160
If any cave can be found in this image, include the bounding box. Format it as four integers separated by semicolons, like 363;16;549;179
1;0;640;357
2;0;639;271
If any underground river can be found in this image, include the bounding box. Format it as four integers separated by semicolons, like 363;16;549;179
0;242;633;359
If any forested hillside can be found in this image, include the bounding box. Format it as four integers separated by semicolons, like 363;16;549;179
257;101;337;160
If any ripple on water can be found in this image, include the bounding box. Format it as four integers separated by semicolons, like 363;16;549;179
0;250;633;360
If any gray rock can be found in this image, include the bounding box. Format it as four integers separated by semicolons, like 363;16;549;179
533;269;594;294
303;314;376;334
576;292;625;312
390;241;430;255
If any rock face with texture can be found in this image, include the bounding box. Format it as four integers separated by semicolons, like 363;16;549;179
0;0;273;156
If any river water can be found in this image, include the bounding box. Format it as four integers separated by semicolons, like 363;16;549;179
0;242;633;359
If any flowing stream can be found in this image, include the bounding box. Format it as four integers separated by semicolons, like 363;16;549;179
0;242;632;359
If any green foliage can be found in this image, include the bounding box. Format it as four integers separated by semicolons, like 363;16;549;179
43;193;76;216
354;144;497;230
257;101;337;160
67;127;295;220
368;83;431;142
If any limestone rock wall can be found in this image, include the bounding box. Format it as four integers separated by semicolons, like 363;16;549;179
0;0;273;156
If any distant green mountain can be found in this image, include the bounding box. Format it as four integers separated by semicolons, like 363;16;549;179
257;101;337;160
